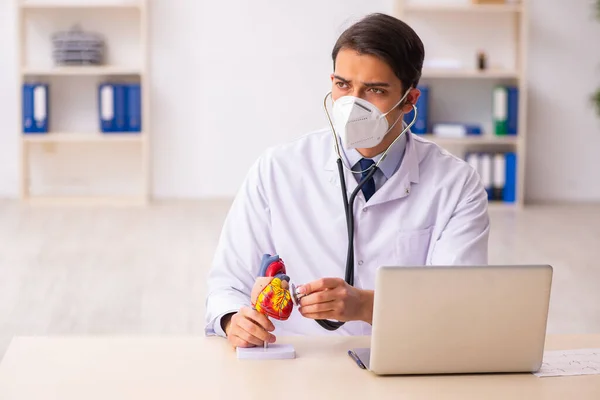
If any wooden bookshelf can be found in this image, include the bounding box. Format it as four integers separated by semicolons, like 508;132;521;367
17;0;151;204
396;0;528;207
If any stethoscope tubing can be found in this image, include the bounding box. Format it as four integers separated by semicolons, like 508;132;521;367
315;92;418;331
315;160;378;331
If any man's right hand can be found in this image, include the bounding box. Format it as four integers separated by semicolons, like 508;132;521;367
223;306;276;348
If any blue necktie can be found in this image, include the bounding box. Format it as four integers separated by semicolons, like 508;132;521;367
358;158;376;202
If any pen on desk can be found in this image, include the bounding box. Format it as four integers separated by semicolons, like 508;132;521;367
348;350;366;369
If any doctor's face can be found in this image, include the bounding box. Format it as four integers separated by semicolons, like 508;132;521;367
331;48;417;128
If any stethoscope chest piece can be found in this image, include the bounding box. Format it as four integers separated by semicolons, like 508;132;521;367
290;283;305;306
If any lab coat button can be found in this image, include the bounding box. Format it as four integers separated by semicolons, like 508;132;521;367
362;208;368;212
358;260;364;266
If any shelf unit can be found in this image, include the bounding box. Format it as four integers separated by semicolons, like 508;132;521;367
17;0;150;205
22;132;145;143
396;0;528;207
22;66;145;76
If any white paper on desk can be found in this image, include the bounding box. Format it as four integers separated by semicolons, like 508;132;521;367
534;349;600;377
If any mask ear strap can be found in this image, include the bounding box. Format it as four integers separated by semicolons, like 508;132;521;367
380;87;413;140
383;87;413;117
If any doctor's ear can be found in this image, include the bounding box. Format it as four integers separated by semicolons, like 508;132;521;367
400;87;421;113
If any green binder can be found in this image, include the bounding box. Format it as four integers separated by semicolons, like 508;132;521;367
493;86;508;135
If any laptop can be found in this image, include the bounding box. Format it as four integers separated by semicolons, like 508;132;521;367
351;265;553;375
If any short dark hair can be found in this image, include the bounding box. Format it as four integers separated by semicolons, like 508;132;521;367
332;13;425;91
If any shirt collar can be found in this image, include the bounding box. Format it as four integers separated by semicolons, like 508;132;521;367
325;124;420;185
340;129;408;179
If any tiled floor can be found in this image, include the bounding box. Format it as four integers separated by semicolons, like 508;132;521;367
0;200;598;360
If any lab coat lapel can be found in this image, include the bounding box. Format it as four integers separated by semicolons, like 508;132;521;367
367;132;420;207
324;154;361;200
324;132;421;206
324;138;361;196
367;132;419;206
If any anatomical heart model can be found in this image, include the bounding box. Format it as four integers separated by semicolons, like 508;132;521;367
237;254;297;360
251;254;293;321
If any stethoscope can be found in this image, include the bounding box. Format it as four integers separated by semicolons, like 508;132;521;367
304;92;418;331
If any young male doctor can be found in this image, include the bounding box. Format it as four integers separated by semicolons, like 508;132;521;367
205;13;490;349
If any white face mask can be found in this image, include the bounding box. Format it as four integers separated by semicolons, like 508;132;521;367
331;89;411;150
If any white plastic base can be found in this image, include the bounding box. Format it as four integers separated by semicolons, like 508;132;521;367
236;344;296;360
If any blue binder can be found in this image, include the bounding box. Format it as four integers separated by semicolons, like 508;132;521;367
404;85;428;134
99;83;127;133
126;83;141;132
23;83;49;134
507;87;519;135
504;152;517;203
465;124;482;135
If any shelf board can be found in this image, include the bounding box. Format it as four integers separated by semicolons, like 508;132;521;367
488;201;518;210
421;69;519;79
23;66;143;76
23;132;144;143
20;1;143;10
418;134;518;146
404;4;522;13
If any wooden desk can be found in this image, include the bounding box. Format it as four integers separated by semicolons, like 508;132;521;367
0;335;599;399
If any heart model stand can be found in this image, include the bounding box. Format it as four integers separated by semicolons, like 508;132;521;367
236;254;303;360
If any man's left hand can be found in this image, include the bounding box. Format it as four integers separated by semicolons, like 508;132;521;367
297;278;374;324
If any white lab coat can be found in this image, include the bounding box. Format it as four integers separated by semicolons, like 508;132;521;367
205;129;490;337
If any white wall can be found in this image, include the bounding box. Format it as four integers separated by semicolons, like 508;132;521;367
0;0;599;201
149;0;393;198
526;0;600;202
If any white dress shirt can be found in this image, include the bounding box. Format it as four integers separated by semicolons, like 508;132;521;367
205;129;490;338
345;131;407;190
